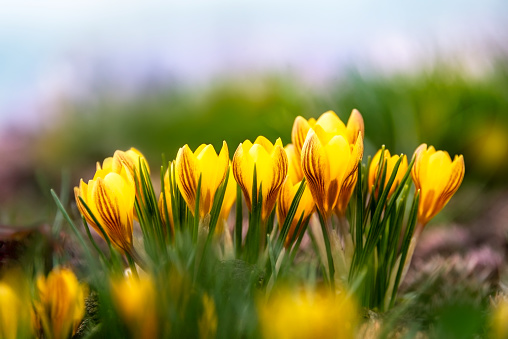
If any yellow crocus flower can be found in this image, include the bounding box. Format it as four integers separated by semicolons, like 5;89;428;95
111;275;158;339
175;141;229;219
74;161;135;254
293;110;364;217
301;126;363;219
368;148;408;199
411;144;465;227
34;268;87;339
292;109;364;157
258;288;358;339
232;136;288;221
0;270;32;339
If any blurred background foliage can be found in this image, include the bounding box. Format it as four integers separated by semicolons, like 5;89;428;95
3;56;508;226
36;58;508;181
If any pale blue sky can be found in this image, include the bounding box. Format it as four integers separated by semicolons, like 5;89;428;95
0;0;506;125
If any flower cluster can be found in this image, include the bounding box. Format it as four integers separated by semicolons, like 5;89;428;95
28;108;467;337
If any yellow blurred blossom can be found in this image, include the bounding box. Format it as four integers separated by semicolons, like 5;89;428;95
0;270;33;339
199;294;218;339
34;268;87;339
491;296;508;339
112;274;158;339
258;288;358;339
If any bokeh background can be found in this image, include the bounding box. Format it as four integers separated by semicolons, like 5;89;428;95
1;0;508;226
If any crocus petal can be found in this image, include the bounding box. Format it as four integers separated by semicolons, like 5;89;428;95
301;128;330;216
316;110;348;137
291;116;313;157
285;144;304;185
219;163;237;224
176;144;199;214
35;268;87;339
262;143;288;220
233;141;254;210
346;109;365;144
92;173;134;251
195;142;229;216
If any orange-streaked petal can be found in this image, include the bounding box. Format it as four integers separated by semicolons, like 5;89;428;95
346;109;365;144
291;116;312;157
176;144;199;215
301;128;330;217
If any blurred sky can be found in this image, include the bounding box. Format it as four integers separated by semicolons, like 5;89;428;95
1;0;507;126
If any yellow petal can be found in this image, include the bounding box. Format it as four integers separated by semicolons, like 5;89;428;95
254;135;276;153
233;141;254;211
262;144;288;220
92;173;134;251
346;108;365;144
291;116;312;157
301;128;330;217
316;110;348;137
219;163;237;224
176;144;199;215
196;141;229;216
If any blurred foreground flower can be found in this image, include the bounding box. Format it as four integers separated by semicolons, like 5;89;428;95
411;144;465;229
491;295;508;339
368;148;408;199
258;288;358;339
112;274;158;339
0;270;32;339
233;136;288;221
199;294;218;339
176;142;229;219
34;268;87;339
74;160;136;255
